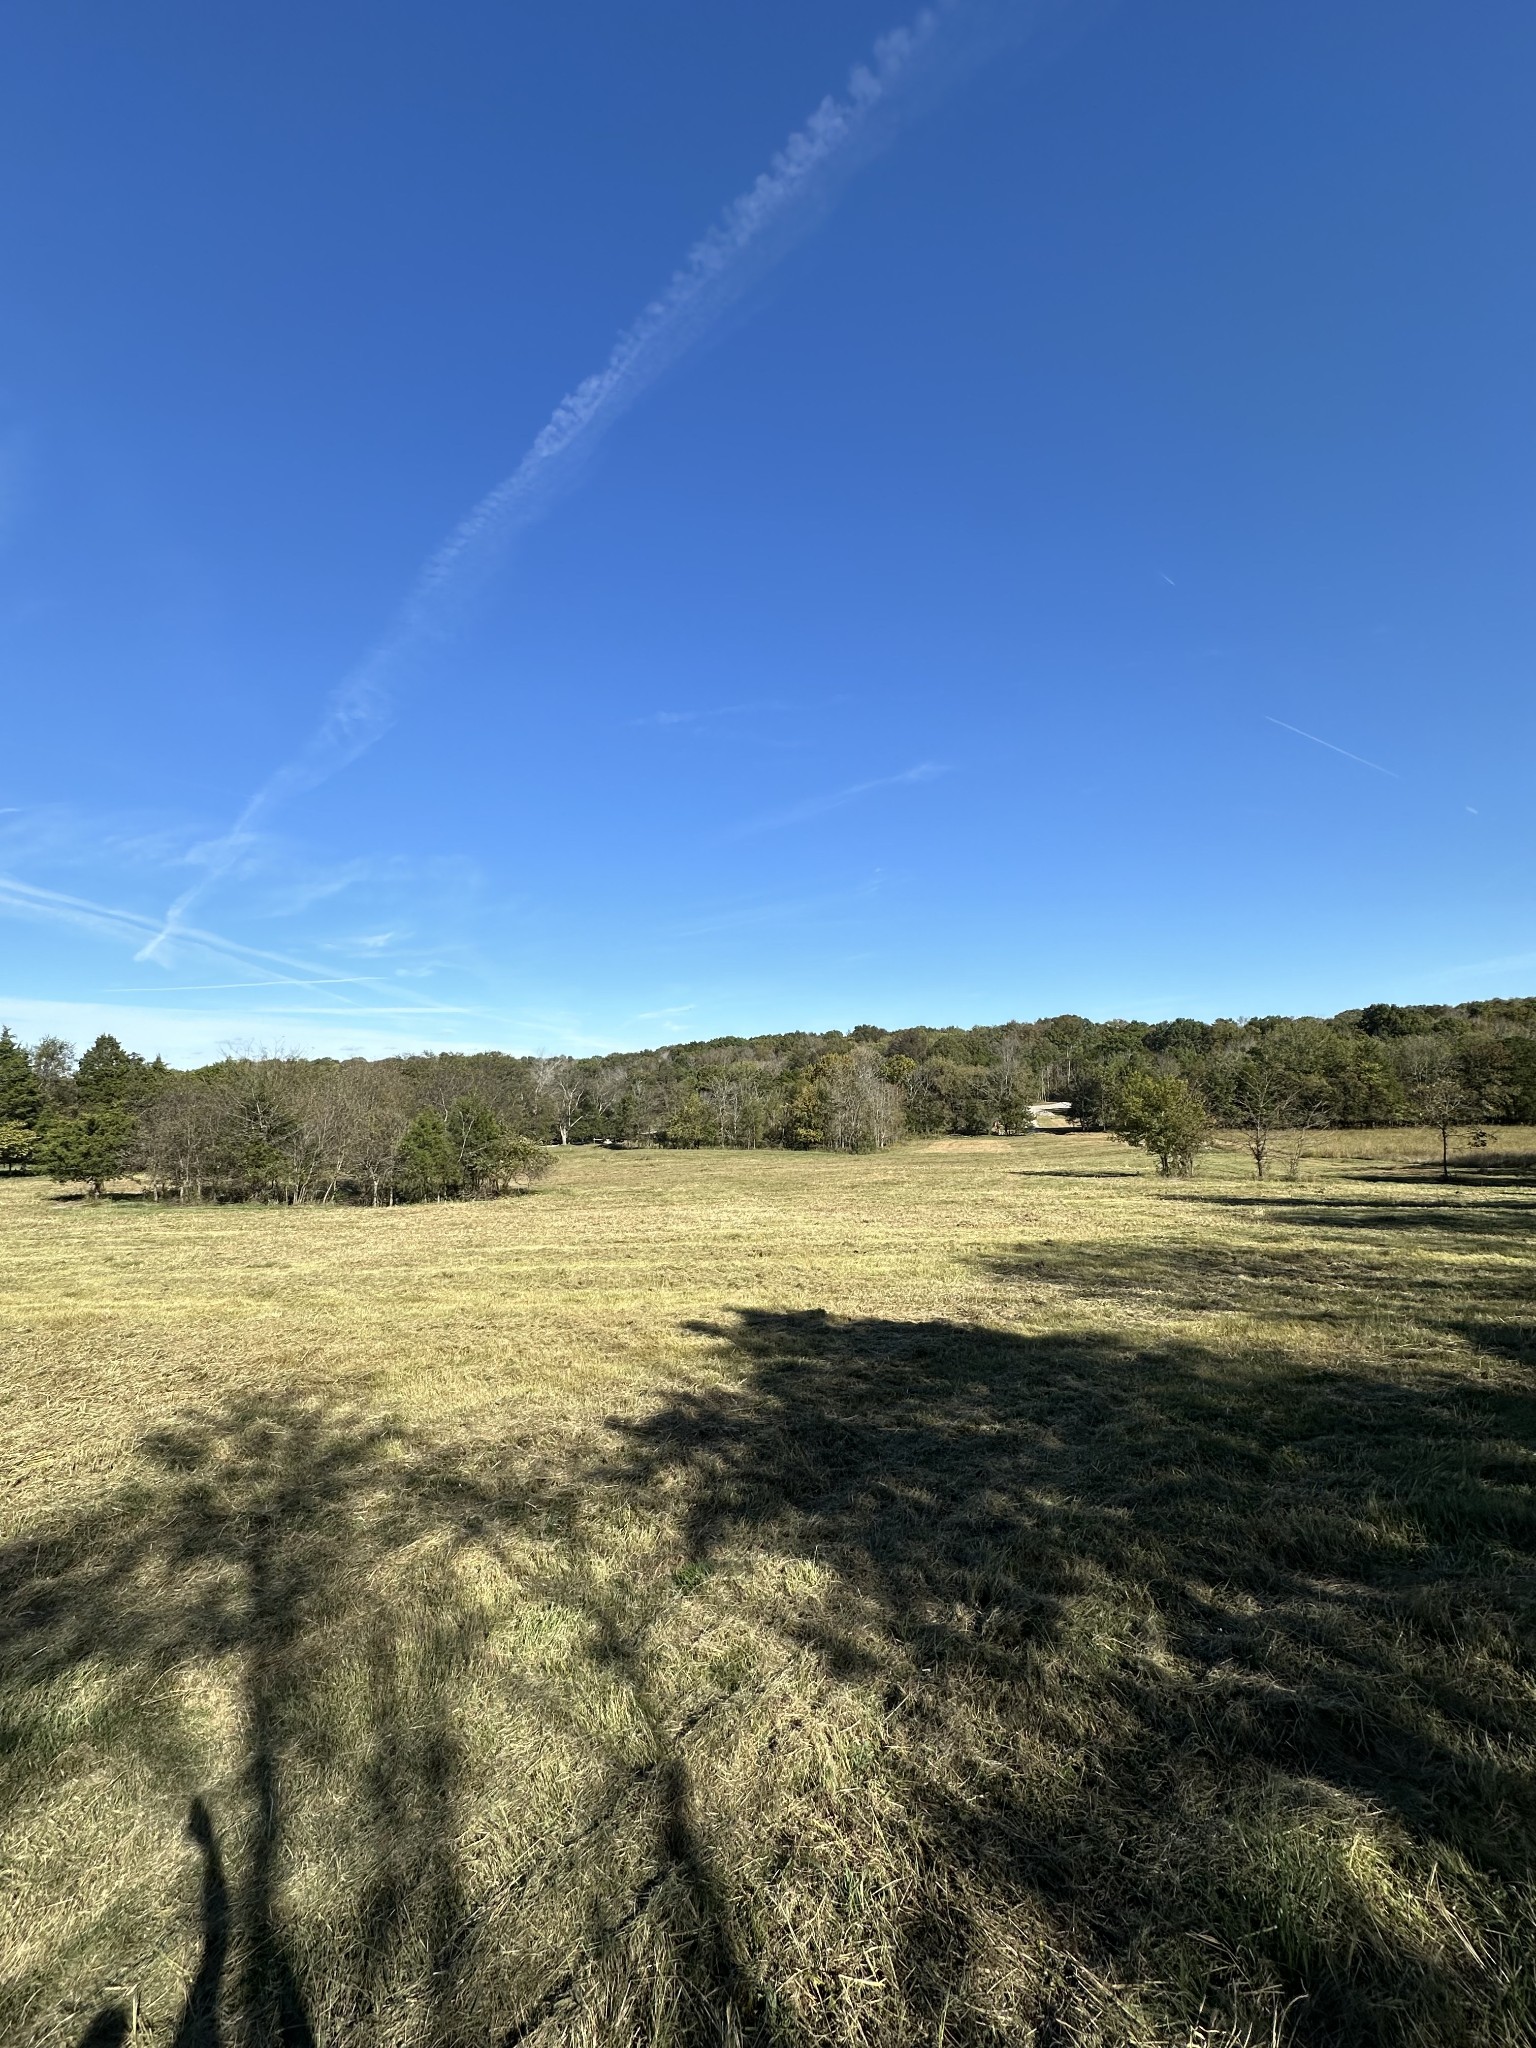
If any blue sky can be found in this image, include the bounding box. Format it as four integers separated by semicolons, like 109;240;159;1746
2;0;1532;1062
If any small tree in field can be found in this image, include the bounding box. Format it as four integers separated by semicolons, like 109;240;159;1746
1109;1072;1210;1177
1398;1037;1472;1182
36;1108;136;1196
1232;1052;1327;1181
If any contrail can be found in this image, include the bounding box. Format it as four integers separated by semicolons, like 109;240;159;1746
1264;717;1399;779
140;0;1035;958
0;873;451;1011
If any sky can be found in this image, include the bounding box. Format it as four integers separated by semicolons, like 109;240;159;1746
1;0;1533;1063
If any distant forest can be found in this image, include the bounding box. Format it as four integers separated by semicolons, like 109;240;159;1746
1;997;1533;1201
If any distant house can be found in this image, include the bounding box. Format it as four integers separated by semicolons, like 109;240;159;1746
1027;1101;1074;1130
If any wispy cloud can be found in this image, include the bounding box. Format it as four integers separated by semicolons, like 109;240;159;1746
139;0;1011;955
0;874;453;1013
97;976;385;994
1264;716;1398;779
729;762;947;838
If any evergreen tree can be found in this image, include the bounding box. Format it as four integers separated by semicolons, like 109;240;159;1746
76;1034;153;1109
0;1029;43;1129
444;1096;505;1194
397;1110;460;1200
36;1108;136;1195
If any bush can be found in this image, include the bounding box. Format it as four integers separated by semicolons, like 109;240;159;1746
498;1134;552;1194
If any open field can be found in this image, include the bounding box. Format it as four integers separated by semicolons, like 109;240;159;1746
2;1132;1534;2047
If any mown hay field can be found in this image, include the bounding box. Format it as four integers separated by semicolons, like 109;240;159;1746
2;1132;1534;2047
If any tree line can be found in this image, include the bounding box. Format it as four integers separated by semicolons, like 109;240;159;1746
0;995;1532;1197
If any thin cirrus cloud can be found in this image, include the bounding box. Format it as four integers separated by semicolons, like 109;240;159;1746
97;977;384;994
136;0;1039;961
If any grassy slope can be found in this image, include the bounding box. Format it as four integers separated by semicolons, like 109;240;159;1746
1;1133;1533;2047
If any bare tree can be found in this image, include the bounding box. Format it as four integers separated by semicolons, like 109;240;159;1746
1233;1057;1312;1180
533;1058;587;1145
134;1075;227;1201
29;1036;77;1109
1397;1036;1472;1182
991;1032;1038;1134
822;1051;904;1152
331;1060;409;1205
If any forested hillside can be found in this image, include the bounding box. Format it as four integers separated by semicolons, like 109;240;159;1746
2;997;1533;1201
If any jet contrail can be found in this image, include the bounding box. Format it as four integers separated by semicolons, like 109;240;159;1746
1264;717;1398;779
140;0;1037;958
0;873;450;1011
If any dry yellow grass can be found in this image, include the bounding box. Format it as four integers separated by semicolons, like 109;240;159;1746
2;1132;1533;2046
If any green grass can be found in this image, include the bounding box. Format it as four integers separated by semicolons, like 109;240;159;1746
2;1132;1534;2046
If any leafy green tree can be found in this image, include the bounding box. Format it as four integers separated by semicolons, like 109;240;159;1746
0;1028;43;1130
36;1108;137;1195
397;1110;461;1200
897;1060;951;1136
1357;1002;1414;1039
0;1121;37;1173
1067;1057;1147;1132
663;1092;712;1148
1496;1037;1536;1124
1324;1040;1405;1127
1108;1072;1210;1176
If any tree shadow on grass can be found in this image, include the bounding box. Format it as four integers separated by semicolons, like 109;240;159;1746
984;1241;1536;1332
609;1310;1536;2046
1182;1191;1536;1240
8;1308;1535;2047
984;1199;1536;1329
1;1397;757;2048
